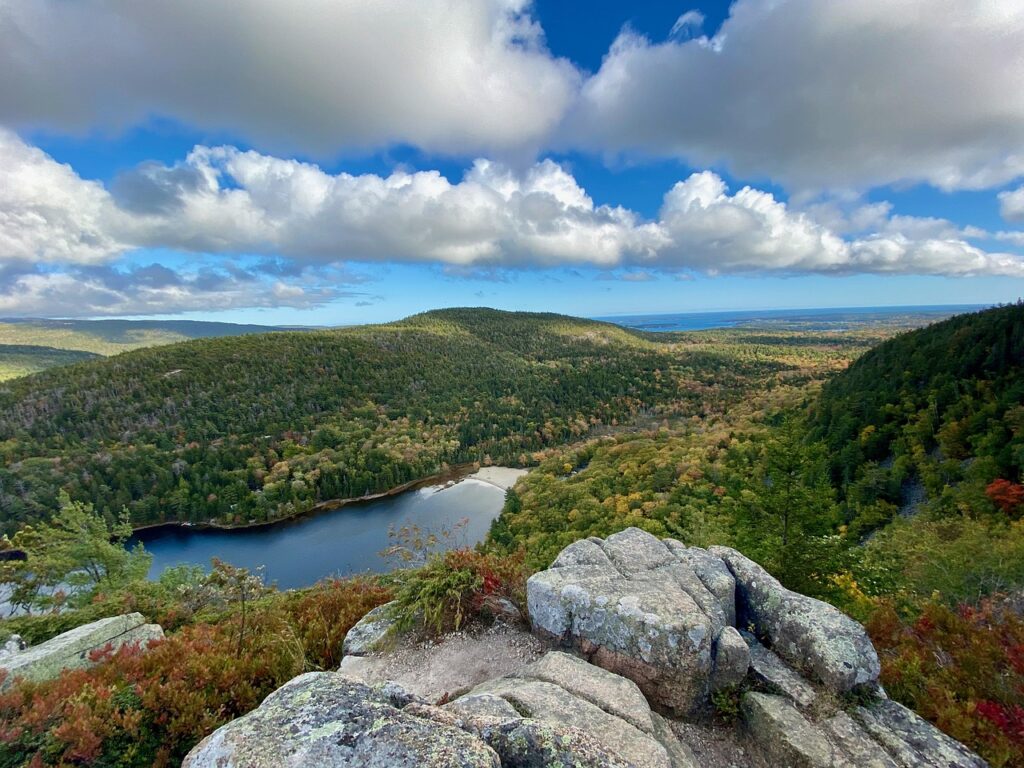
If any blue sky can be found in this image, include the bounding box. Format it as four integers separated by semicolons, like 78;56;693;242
1;0;1023;324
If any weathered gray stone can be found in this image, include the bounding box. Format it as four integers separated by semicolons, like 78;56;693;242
0;634;25;660
416;699;637;768
183;673;502;768
551;538;616;569
741;692;833;768
823;711;899;768
470;678;671;768
516;651;654;734
469;717;634;768
743;633;818;708
342;601;399;656
600;527;675;576
444;693;521;720
711;626;749;691
0;613;163;690
664;541;737;626
649;712;701;768
527;528;724;714
637;562;728;638
710;546;880;693
852;699;988;768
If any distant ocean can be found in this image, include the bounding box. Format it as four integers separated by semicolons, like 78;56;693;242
596;305;989;333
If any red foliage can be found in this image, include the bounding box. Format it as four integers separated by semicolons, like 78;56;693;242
867;598;1024;767
987;479;1024;516
978;701;1024;746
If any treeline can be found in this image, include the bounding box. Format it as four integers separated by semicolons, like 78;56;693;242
0;309;796;533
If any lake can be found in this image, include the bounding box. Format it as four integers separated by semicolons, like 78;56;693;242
130;468;523;589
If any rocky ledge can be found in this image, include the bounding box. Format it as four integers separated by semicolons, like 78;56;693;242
0;612;164;690
184;528;988;768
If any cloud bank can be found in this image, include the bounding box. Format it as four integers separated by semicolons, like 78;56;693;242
3;0;1023;192
567;0;1024;191
2;129;1022;315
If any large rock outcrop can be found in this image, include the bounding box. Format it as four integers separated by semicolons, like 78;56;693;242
183;673;504;768
710;545;880;692
183;529;988;768
0;613;164;690
526;528;882;714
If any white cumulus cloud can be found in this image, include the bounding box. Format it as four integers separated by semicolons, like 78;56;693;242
0;0;578;156
2;130;1023;315
565;0;1024;191
0;131;127;264
1000;186;1024;223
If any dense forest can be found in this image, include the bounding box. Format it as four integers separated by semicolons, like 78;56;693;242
0;346;99;382
0;309;861;534
813;303;1024;535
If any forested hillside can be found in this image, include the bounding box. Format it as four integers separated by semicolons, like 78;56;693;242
813;302;1024;535
0;345;100;381
0;309;829;533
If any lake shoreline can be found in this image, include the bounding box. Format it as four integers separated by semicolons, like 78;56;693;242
129;464;527;536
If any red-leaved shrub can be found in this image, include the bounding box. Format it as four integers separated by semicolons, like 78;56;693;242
867;598;1024;767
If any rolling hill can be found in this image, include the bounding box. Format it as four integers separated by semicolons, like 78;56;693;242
0;318;293;381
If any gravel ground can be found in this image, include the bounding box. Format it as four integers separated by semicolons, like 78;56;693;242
671;720;765;768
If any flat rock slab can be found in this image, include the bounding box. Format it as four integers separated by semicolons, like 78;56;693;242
0;612;163;689
852;699;989;768
470;678;671;768
338;623;544;703
514;650;654;734
742;692;835;768
527;527;737;714
458;650;698;768
743;632;818;709
741;692;988;768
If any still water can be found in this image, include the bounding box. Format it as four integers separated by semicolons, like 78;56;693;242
130;476;509;589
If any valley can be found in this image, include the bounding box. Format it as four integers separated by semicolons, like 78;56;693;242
1;305;1021;766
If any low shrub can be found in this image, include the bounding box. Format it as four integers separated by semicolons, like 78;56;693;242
286;576;392;669
867;598;1024;767
0;577;392;767
388;548;528;636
